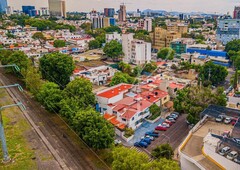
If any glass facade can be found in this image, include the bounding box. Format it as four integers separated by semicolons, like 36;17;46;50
0;0;7;13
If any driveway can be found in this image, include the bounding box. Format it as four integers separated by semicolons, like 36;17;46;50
128;118;164;145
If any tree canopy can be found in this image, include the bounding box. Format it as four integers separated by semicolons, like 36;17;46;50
143;62;157;73
53;40;66;48
36;82;62;112
103;40;123;61
174;86;227;124
60;78;96;121
199;61;228;86
110;72;136;86
39;52;74;88
152;144;174;160
157;48;175;60
72;108;115;149
112;146;180;170
225;39;240;53
88;40;100;50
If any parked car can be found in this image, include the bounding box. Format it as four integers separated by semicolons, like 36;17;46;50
219;146;231;156
224;117;231;124
145;132;159;138
234;157;240;164
172;112;180;116
164;120;173;126
231;117;238;126
155;126;167;131
141;138;151;145
162;122;170;128
134;141;148;148
158;123;169;128
227;151;238;160
146;130;158;134
171;113;179;119
167;117;176;123
216;115;224;122
167;115;177;120
232;138;240;145
145;135;154;141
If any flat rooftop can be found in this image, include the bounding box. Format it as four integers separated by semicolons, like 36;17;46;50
182;121;233;170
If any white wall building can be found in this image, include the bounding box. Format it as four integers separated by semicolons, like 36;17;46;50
122;33;151;65
138;17;152;32
106;32;121;43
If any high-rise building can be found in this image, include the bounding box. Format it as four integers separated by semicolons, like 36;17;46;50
138;18;152;32
118;4;126;22
104;8;115;17
216;15;240;45
166;21;188;34
0;0;8;13
22;6;36;16
37;7;49;16
48;0;66;18
233;6;240;19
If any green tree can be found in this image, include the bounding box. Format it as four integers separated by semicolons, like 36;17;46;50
6;32;15;38
37;82;63;112
225;39;240;52
110;72;135;86
60;78;96;120
5;51;29;76
143;159;180;170
174;86;227;124
39;52;74;87
118;61;132;75
32;32;46;43
104;26;121;33
103;40;123;61
134;32;151;42
132;65;143;77
80;22;92;31
88;40;100;50
0;49;13;65
25;66;42;95
143;62;157;73
235;56;240;70
233;70;239;91
112;146;149;170
152;144;174;160
157;48;175;60
149;104;160;115
72;108;115;149
199;62;228;85
53;40;66;48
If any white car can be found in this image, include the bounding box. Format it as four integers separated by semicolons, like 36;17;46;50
114;139;122;145
162;122;170;128
145;135;154;141
227;151;238;160
219;146;231;156
224;117;231;124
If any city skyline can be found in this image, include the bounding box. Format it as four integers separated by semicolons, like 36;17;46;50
7;0;240;14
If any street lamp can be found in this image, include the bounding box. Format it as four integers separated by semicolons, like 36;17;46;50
0;103;26;163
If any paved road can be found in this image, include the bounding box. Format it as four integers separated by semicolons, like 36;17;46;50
0;71;109;170
146;114;189;152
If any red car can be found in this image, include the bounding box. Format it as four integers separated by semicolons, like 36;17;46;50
164;120;173;126
155;126;167;131
231;117;238;126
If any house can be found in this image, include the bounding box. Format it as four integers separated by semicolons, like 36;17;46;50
96;83;133;113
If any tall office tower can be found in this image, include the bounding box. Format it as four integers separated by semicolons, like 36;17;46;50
48;0;66;18
104;8;115;17
233;5;240;19
0;0;8;13
118;4;126;22
22;6;36;16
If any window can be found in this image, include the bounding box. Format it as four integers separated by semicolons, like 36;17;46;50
122;118;126;122
132;117;135;121
164;97;167;101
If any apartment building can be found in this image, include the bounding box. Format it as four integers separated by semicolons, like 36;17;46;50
150;27;181;50
122;33;151;65
166;21;188;34
106;32;121;43
48;0;66;18
138;17;152;32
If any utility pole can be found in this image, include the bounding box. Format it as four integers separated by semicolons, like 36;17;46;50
0;83;24;163
208;68;211;81
0;103;26;163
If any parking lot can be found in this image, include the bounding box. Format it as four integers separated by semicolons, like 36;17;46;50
128;118;164;145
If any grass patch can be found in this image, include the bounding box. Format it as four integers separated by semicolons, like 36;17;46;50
0;89;37;170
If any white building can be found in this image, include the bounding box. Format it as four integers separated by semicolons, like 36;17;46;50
138;17;152;32
122;33;151;65
106;32;121;43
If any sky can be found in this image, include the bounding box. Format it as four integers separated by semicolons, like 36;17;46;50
7;0;240;14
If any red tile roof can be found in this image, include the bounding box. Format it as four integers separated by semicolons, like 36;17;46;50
169;82;185;89
103;113;126;130
141;90;168;103
97;84;132;99
156;61;166;66
122;110;137;120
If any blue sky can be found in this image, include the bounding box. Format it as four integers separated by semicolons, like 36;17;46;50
8;0;240;14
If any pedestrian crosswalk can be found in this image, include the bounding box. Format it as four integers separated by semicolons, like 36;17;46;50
130;146;154;162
